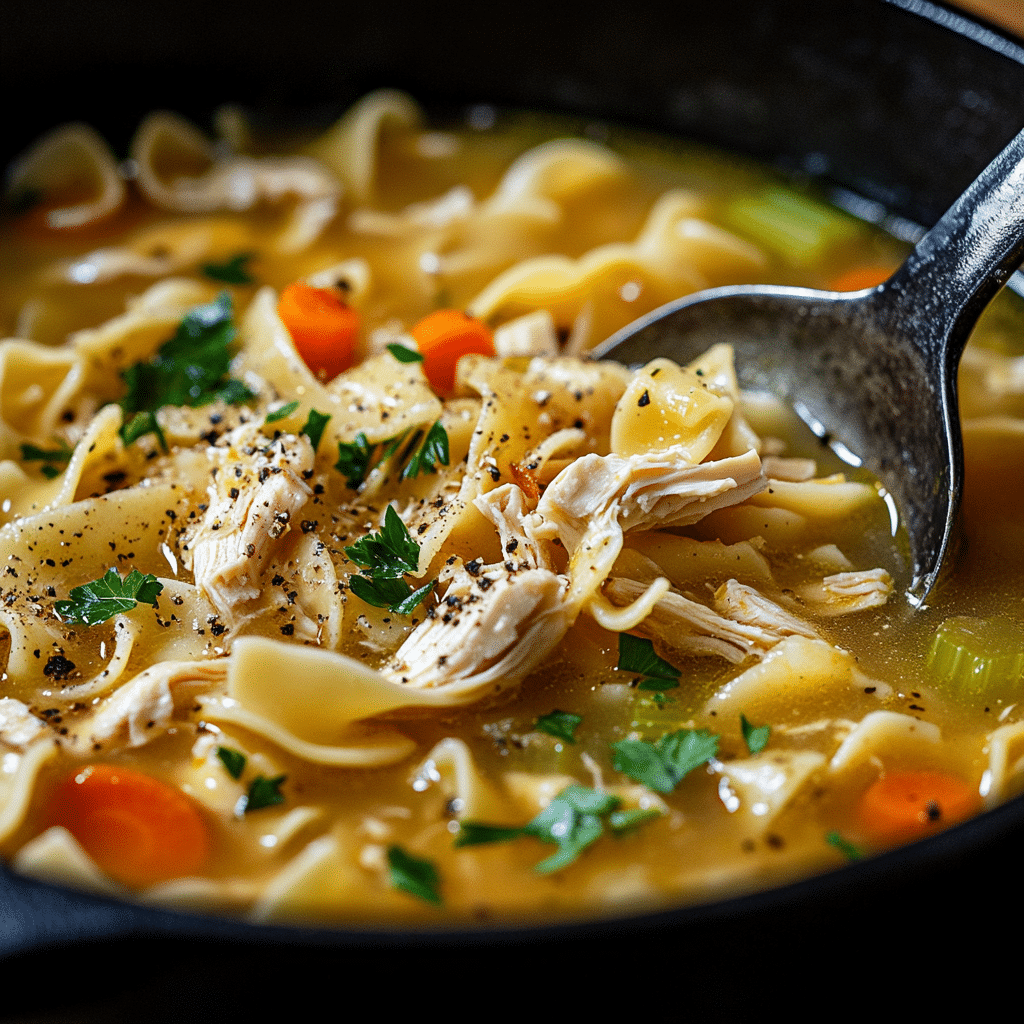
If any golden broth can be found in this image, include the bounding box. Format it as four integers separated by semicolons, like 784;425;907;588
0;94;1021;925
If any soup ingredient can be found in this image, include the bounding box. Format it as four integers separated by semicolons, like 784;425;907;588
740;714;771;755
387;845;443;905
616;634;681;691
534;710;583;743
344;504;436;613
828;264;896;291
202;252;256;285
277;281;360;379
611;729;720;794
44;765;210;888
241;775;288;813
119;291;252;448
456;784;658;874
409;308;494;396
926;615;1024;700
857;771;981;846
54;568;163;626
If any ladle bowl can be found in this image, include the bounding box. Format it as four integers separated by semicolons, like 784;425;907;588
593;125;1024;605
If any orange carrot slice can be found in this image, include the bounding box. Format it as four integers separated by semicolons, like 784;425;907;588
409;309;494;396
278;282;360;380
45;764;211;888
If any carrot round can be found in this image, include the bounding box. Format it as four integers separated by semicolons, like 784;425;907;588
409;309;494;396
858;770;980;846
45;764;210;888
278;282;360;380
828;264;896;292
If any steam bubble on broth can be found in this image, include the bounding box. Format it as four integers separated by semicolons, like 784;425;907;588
0;91;1020;923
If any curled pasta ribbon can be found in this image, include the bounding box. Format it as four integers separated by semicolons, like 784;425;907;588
132;111;340;214
307;89;423;206
7;123;125;230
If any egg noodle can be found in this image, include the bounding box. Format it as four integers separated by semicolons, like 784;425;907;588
0;91;1021;923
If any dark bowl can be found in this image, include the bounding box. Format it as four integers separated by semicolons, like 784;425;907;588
1;0;1023;1014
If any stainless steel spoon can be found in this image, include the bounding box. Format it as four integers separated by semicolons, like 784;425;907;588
592;127;1024;607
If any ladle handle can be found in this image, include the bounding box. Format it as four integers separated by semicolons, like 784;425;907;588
884;125;1024;375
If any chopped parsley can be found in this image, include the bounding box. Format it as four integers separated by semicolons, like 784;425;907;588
456;784;660;874
387;845;443;905
241;774;287;813
201;252;255;285
216;746;247;780
534;710;583;744
335;431;375;490
301;409;331;452
400;420;449;480
119;293;254;447
740;713;771;755
344;505;434;615
617;633;680;691
611;728;719;794
386;342;424;363
826;830;863;862
54;567;163;626
334;420;449;490
265;401;300;424
20;441;74;479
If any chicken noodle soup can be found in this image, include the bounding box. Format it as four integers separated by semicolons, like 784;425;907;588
0;91;1021;923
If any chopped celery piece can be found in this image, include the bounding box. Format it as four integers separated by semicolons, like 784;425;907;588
726;188;859;265
927;616;1024;700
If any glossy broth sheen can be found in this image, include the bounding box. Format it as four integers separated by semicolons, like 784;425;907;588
0;98;1022;924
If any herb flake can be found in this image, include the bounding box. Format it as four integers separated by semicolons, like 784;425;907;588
119;293;253;446
741;713;771;755
617;633;680;691
216;747;247;780
387;845;442;904
534;710;582;744
456;784;660;874
611;728;719;794
201;252;255;285
54;567;164;626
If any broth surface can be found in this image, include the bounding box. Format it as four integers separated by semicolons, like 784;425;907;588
0;93;1021;925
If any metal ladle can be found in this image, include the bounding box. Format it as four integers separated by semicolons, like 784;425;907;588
592;127;1024;607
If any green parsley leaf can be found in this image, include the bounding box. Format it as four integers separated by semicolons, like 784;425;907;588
242;774;286;813
54;567;164;626
301;409;331;452
119;293;254;446
456;784;658;874
400;420;449;480
387;342;424;364
20;441;74;475
335;431;374;490
387;845;442;905
740;713;771;755
608;807;662;833
345;505;420;577
534;709;582;744
201;252;255;285
611;728;719;794
120;410;167;450
265;401;299;423
216;746;247;780
825;830;863;862
617;633;680;690
345;506;435;615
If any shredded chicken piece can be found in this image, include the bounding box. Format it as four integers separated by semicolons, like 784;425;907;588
713;579;819;638
796;568;893;616
383;565;571;695
604;577;807;663
531;448;766;550
182;428;314;627
0;698;47;749
67;660;227;751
